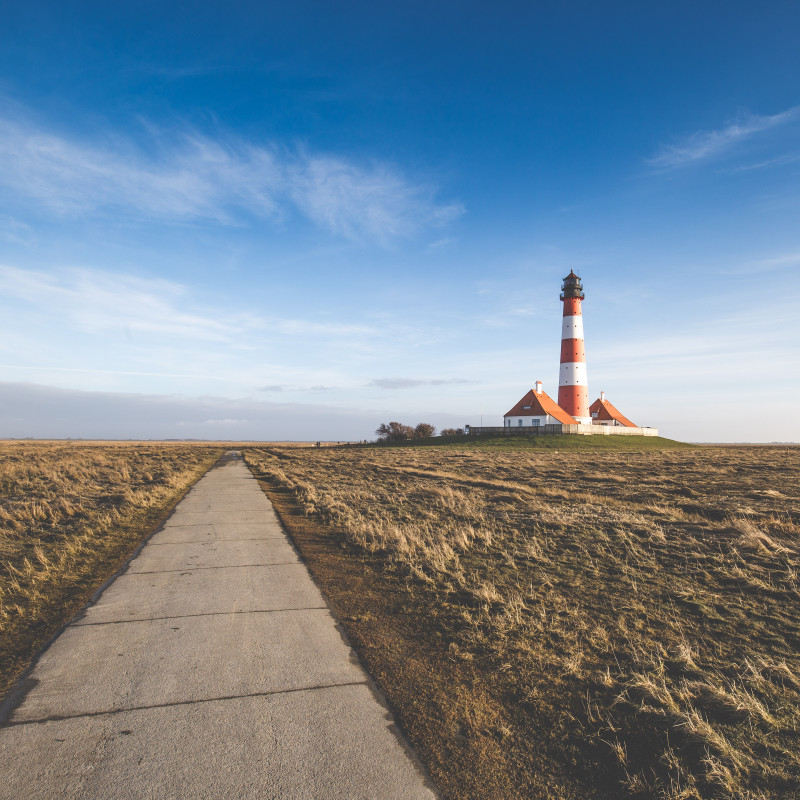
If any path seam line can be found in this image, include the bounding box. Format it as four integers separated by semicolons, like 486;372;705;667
6;681;370;727
126;562;304;575
73;607;330;626
162;522;274;528
146;538;276;546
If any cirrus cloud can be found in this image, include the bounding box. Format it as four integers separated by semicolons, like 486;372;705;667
646;106;800;171
0;111;463;243
369;377;477;390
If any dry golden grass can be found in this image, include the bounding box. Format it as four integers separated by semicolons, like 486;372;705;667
245;443;800;800
0;440;222;695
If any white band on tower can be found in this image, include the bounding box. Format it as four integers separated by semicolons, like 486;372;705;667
561;315;584;340
559;361;588;386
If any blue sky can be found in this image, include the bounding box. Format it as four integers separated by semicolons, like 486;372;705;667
1;1;798;441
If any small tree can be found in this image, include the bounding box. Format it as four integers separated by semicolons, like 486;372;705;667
440;427;465;436
414;423;436;439
375;421;415;442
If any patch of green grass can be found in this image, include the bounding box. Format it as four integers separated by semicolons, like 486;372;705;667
368;433;691;451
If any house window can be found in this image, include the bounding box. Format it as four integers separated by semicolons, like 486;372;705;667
518;419;523;426
532;419;540;426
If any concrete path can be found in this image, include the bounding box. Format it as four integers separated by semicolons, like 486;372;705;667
0;452;438;800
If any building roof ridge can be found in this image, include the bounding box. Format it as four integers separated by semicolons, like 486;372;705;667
504;387;578;425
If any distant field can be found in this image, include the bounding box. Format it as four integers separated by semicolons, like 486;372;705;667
0;441;222;696
244;443;800;800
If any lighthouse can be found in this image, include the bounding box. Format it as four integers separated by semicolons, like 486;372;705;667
499;271;652;434
558;271;591;423
499;272;652;435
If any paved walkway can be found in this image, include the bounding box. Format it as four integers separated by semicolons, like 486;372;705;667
0;452;437;799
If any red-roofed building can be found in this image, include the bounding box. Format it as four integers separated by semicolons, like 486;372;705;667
589;392;637;427
504;380;578;428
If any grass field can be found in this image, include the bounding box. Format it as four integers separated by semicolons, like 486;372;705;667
244;441;800;800
0;441;222;696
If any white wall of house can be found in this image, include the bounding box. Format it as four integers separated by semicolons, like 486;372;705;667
591;416;623;426
503;415;553;427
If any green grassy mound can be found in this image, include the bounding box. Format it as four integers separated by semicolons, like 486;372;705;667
370;434;691;451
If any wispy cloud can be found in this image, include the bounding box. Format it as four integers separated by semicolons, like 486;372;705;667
427;236;456;251
0;264;379;344
0;215;33;245
181;418;250;427
753;251;800;270
594;301;800;386
0;119;279;223
0;264;242;341
0;112;462;242
266;316;375;337
0;363;234;381
719;250;800;275
369;377;476;390
288;154;463;242
646;106;800;170
721;151;800;173
256;383;337;394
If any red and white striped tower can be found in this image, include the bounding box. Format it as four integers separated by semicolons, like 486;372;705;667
558;271;591;423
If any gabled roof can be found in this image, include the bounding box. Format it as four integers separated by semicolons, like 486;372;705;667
504;388;578;425
589;396;637;427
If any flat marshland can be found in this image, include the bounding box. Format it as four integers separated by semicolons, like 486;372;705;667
245;441;800;800
0;441;222;695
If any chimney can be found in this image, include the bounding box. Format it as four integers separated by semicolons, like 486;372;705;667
600;391;606;402
535;380;543;393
